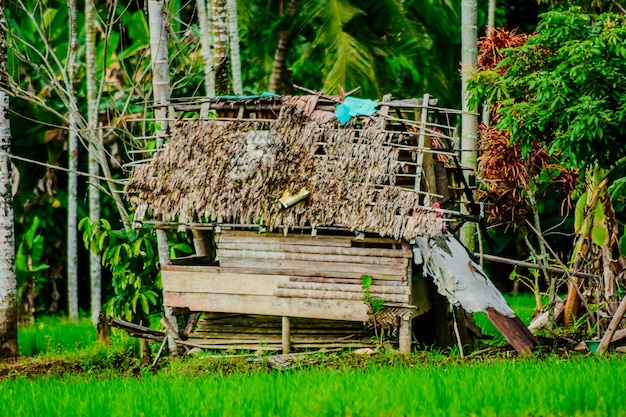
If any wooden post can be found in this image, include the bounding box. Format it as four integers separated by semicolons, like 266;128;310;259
415;94;430;194
596;295;626;355
399;316;412;353
157;228;179;354
282;316;291;353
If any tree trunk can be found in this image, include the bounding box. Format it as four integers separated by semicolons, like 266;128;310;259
149;0;171;149
226;0;242;95
148;0;178;354
268;0;298;94
85;0;102;325
459;0;478;252
0;0;18;357
482;0;496;127
212;0;230;95
196;0;215;96
67;0;79;322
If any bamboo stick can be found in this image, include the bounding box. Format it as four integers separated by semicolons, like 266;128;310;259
473;253;601;280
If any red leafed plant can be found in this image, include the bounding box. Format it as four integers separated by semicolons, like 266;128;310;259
478;119;577;226
477;29;530;72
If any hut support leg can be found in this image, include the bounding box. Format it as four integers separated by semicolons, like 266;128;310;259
399;316;412;353
156;228;178;354
282;316;291;353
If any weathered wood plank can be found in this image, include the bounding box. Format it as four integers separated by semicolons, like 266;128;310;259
218;258;409;277
278;281;410;295
288;276;406;287
485;307;537;356
179;340;373;350
217;242;412;258
218;248;410;266
218;231;406;247
218;232;353;247
185;334;373;344
162;265;407;281
194;322;372;336
274;288;409;304
164;291;370;322
197;315;368;330
162;270;287;295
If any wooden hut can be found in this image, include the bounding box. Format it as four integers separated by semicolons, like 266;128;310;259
125;93;536;354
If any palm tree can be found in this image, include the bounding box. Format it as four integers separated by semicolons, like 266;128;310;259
196;0;215;96
213;0;230;95
85;0;102;325
241;0;459;101
460;0;478;251
227;0;242;95
67;0;79;321
148;0;178;355
0;0;18;358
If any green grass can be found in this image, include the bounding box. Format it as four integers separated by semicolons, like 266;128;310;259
6;297;624;417
1;355;625;417
18;316;96;357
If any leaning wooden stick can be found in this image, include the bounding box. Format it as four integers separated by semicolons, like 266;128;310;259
596;295;626;355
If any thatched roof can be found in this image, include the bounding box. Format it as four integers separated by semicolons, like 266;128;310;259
125;96;446;240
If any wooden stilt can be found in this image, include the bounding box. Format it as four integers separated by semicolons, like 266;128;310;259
282;316;291;353
399;316;412;353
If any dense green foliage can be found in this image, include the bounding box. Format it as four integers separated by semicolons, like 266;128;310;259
79;219;162;323
471;9;626;170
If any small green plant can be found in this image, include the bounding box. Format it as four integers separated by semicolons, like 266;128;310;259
362;275;387;344
361;275;384;315
79;218;161;325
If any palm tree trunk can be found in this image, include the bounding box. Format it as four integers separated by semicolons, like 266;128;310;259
482;0;496;127
67;0;79;321
212;0;230;95
148;0;178;354
460;0;478;252
0;0;18;357
226;0;242;95
268;0;298;94
85;0;102;325
197;0;215;96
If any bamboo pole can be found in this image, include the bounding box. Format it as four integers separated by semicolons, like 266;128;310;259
473;253;601;280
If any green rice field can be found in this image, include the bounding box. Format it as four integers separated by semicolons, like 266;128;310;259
2;356;625;417
2;294;625;417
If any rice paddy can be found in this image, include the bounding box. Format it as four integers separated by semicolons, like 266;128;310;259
2;295;625;417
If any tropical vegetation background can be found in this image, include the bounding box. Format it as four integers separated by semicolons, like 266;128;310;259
1;0;625;348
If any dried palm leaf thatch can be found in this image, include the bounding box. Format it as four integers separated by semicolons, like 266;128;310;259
126;97;444;240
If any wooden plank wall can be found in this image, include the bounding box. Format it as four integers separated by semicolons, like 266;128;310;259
163;231;413;322
184;313;377;351
162;230;415;351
